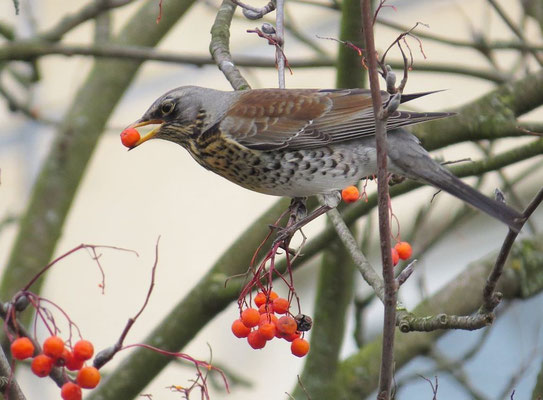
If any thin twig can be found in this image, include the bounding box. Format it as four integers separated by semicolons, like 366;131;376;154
325;206;385;302
41;0;136;42
231;0;276;19
486;0;543;66
482;187;543;312
276;0;286;88
361;1;396;398
94;238;160;369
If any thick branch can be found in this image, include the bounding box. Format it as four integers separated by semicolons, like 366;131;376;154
209;0;250;90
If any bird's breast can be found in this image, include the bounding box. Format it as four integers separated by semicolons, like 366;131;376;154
185;138;379;197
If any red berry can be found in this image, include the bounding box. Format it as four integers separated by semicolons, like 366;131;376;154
231;319;251;338
342;186;359;203
43;336;64;359
258;303;273;314
120;127;140;148
63;349;85;371
259;313;278;327
280;331;301;342
268;291;278;301
254;292;267;307
76;366;101;389
272;297;290;314
61;382;82;400
291;338;310;357
276;316;297;335
395;241;413;260
73;340;94;361
247;331;266;349
10;337;34;360
240;308;260;328
31;354;54;377
258;322;276;340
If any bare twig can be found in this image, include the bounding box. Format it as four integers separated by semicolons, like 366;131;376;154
487;0;543;66
276;0;286;88
41;0;136;42
378;18;543;52
325;206;385;301
94;238;160;369
482;187;543;312
361;1;396;398
232;0;276;19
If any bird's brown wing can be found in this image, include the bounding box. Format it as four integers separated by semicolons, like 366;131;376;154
219;88;450;151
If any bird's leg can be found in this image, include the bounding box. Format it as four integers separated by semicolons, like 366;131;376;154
273;192;341;246
287;197;308;226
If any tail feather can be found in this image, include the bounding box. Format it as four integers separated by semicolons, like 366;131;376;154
400;90;446;104
416;166;524;232
388;129;525;232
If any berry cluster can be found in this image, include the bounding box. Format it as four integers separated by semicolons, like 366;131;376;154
391;241;413;266
231;291;310;357
10;335;100;400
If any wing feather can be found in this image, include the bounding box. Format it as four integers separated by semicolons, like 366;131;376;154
218;88;452;151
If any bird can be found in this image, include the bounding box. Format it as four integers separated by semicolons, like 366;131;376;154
124;86;524;232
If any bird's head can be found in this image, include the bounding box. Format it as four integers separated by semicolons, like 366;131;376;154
124;86;214;148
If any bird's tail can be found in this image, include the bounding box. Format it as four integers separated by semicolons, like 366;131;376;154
388;130;525;232
414;164;524;232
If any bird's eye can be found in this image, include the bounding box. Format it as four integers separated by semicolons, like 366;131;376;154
160;101;174;115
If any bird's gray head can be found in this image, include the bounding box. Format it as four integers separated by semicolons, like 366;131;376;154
125;86;230;148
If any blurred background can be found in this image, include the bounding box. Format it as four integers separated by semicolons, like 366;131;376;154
1;0;542;399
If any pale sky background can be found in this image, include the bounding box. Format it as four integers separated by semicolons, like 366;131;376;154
1;0;542;399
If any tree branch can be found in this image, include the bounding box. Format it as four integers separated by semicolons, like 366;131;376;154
209;0;251;90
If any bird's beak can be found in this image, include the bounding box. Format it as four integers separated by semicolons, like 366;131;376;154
127;119;164;147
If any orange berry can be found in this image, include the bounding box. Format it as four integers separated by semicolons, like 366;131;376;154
247;330;267;349
259;313;278;327
120;127;140;148
276;316;297;335
391;248;399;266
291;338;310;357
63;349;85;371
31;354;54;377
254;292;267;307
61;382;82;400
341;186;359;203
240;308;260;328
258;303;273;314
280;331;301;342
10;337;34;360
272;297;289;314
395;241;412;260
43;336;64;359
258;322;276;340
76;366;101;389
268;291;279;301
231;319;251;338
73;340;94;361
